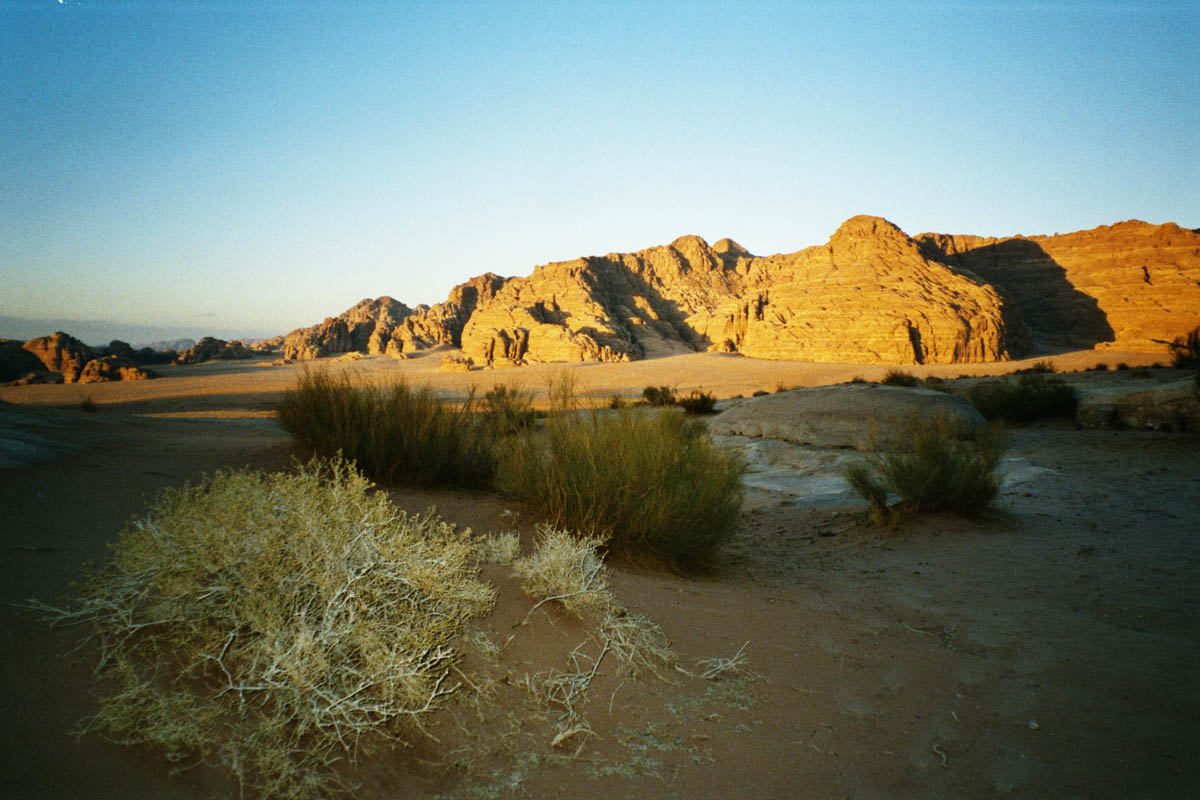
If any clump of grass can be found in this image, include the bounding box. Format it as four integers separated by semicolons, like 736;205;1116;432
642;385;676;406
962;373;1078;422
751;389;769;397
34;457;495;799
481;383;536;436
1167;325;1200;368
79;395;98;412
275;368;494;487
678;389;717;414
844;414;1007;524
494;406;744;571
881;369;920;387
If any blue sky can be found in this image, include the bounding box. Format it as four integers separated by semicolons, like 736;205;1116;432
2;0;1197;344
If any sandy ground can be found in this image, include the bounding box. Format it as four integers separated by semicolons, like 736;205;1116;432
1;351;1196;799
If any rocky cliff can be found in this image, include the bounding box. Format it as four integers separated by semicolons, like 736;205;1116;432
917;221;1200;351
278;216;1199;366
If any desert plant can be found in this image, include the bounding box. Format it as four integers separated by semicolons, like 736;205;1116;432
678;389;717;414
79;396;98;412
1012;360;1055;374
34;458;496;799
962;373;1077;422
752;389;769;397
1167;325;1200;368
641;385;676;406
494;406;744;570
844;414;1006;523
881;369;920;387
275;368;495;487
921;376;951;392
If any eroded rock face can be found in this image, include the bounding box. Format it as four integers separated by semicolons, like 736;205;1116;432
22;332;94;383
274;216;1198;366
916;221;1200;351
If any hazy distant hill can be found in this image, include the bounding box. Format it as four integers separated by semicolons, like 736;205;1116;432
280;216;1200;366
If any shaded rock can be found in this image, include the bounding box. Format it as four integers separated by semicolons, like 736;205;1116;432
7;371;62;386
1;340;48;382
22;332;95;382
711;383;986;451
1076;379;1200;431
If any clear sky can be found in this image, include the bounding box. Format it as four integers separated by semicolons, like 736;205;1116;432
2;0;1197;345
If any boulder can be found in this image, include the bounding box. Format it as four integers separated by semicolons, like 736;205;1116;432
710;383;986;451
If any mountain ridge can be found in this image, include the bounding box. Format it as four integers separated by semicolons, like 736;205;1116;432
280;215;1199;366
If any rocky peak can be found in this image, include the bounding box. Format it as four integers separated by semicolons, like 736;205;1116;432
712;238;750;258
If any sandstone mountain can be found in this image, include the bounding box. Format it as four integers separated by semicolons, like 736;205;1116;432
278;216;1199;367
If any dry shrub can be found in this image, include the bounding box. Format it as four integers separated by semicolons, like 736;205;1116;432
880;369;919;387
512;528;675;732
1168;324;1200;368
678;389;717;414
495;406;744;571
962;373;1077;422
39;458;495;798
275;367;495;487
845;413;1007;524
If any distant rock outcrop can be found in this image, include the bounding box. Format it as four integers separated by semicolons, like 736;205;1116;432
22;332;95;383
275;216;1199;366
281;297;413;360
77;356;156;383
175;337;251;365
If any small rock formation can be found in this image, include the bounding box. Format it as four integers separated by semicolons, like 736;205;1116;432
77;356;157;383
711;383;986;451
1;340;48;383
175;337;251;365
22;332;95;383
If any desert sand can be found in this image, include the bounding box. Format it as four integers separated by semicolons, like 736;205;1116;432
1;350;1196;798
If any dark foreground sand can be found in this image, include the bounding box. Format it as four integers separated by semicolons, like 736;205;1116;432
1;351;1196;798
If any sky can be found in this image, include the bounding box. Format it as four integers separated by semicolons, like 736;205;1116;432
2;0;1197;345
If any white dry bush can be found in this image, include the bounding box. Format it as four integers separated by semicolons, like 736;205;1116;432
37;457;496;799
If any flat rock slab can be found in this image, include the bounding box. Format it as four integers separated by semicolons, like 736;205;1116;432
0;407;82;468
710;383;985;451
1076;379;1200;431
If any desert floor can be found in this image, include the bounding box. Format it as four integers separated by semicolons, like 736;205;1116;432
1;350;1196;799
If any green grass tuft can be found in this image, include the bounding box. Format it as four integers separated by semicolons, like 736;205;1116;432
880;369;920;387
678;389;717;414
642;385;676;406
494;406;744;571
275;368;495;487
962;373;1077;422
844;414;1006;523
